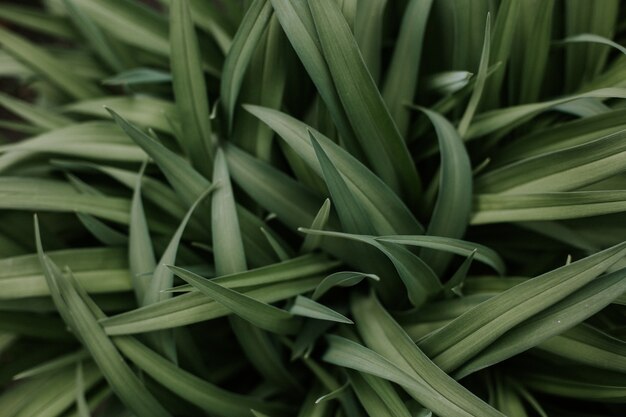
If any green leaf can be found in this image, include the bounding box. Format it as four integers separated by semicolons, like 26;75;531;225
310;130;374;235
57;160;189;230
348;371;413;417
517;361;626;402
472;190;626;223
313;271;379;300
70;0;169;56
0;247;131;299
509;0;554;104
314;381;348;404
103;68;172;86
163;0;232;53
170;253;339;293
0;92;71;130
564;0;620;91
348;293;505;417
560;32;626;58
476;129;626;194
7;363;102;417
14;350;90;380
456;265;626;377
230;315;302;392
354;0;387;82
324;335;502;417
0;121;130;173
76;213;128;246
245;105;423;235
107;111;280;266
300;198;331;253
466;88;626;139
268;0;362;158
106;107;207;206
303;357;362;417
168;265;300;334
143;186;213;303
457;13;490;137
63;0;126;73
260;227;291;261
113;336;289;417
1;138;146;164
34;217;172;417
75;362;91;417
212;148;247;275
0;4;76;39
0;25;101;100
537;324;626;373
381;0;432;137
225;142;323;230
443;250;476;297
308;0;422;205
418;241;626;373
212;146;296;389
425;71;473;95
0;177;130;224
492;108;626;166
129;162;155;305
374;235;504;275
102;276;321;335
300;229;441;307
232;14;287;162
418;108;473;274
480;0;519;109
0;311;71;340
290;295;352;324
221;0;272;130
66;96;178;134
170;0;214;176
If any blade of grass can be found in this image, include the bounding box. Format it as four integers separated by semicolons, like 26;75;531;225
221;0;272;131
300;199;331;253
245;105;423;235
71;0;169;56
376;235;504;275
290;295;352;324
169;265;300;334
300;228;441;307
129;162;155;305
457;14;490;137
63;0;126;72
102;277;321;335
0;92;71;130
418;108;472;274
418;241;626;372
354;0;387;83
309;0;422;205
268;0;363;159
34;217;172;417
113;336;290;417
476;129;626;194
170;0;214;176
0;26;101;99
381;0;432;137
66;96;177;134
313;271;379;300
466;87;626;140
472;190;626;223
455;265;626;378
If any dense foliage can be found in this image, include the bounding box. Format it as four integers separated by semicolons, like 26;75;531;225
0;0;625;416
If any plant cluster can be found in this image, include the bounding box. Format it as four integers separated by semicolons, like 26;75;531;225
0;0;625;416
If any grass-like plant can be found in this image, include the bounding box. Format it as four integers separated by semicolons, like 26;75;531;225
0;0;625;416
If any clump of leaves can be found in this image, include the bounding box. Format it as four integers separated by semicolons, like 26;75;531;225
0;0;625;416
